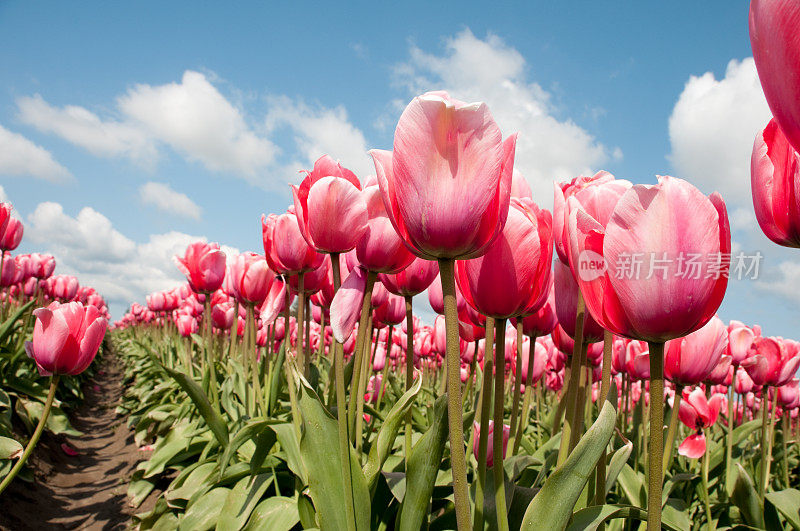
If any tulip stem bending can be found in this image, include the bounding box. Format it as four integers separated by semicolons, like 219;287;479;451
438;259;471;531
0;375;59;496
647;341;665;531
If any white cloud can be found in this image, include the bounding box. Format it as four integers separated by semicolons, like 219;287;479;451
118;71;276;176
139;181;202;221
16;95;156;164
265;96;373;179
392;29;614;206
668;58;771;205
26;201;240;317
756;260;800;302
0;124;71;181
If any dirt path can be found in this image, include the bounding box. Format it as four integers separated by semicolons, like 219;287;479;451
0;354;151;530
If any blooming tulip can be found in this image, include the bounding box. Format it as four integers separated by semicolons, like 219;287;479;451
677;388;724;458
664;316;728;386
0;217;23;251
229;252;274;305
174;242;226;294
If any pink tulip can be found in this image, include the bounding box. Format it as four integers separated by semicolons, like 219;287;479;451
230;252;274;305
554;260;605;342
379;256;439;297
30;253;56;280
704;355;733;386
373;293;405;326
47;275;80;301
568;176;730;343
778;378;799;409
735;366;755;394
664;316;728;386
742;336;800;387
511;281;558;337
292;154;368;253
728;323;756;365
751;118;800;247
427;273;467;315
510;169;532;199
175;312;198;337
0;218;23;251
472;421;510;468
0;204;11;245
749;0;800;153
677;388;724;458
355;185;415;273
267;211;324;275
455;198;552;319
0;252;18;287
25;301;107;376
371;91;516;260
174;242;226;294
553;171;632;265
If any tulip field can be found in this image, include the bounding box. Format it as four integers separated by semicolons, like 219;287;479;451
4;2;800;531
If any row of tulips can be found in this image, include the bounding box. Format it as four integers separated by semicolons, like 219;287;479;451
111;83;799;529
0;200;109;496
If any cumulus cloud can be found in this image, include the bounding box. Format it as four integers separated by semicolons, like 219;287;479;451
25;201;238;316
392;29;614;205
668;58;771;205
265;96;373;179
15;70;374;186
139;181;202;221
0;124;71;181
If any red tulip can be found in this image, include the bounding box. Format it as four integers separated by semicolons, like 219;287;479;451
371;91;516;260
568;176;730;343
664;316;728;386
0;218;23;251
750;118;800;247
174;242;226;294
455;198;552;319
677;388;724;458
24;301;107;376
292;154;368;254
749;0;800;153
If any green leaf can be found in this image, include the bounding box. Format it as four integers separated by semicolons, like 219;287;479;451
244;496;300;531
520;384;618;530
290;362;370;531
215;473;273;531
396;394;448;531
617;464;646;508
268;342;286;414
363;376;422;492
166;461;217;504
766;488;800;530
180;487;230;531
604;440;633;495
128;469;158;508
147;350;229;447
566;504;648;531
731;463;764;529
218;419;276;479
270;423;306;485
0;436;22;459
0;300;34;345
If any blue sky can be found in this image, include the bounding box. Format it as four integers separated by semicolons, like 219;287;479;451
2;1;796;337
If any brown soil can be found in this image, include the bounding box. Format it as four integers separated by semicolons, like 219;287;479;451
0;354;156;530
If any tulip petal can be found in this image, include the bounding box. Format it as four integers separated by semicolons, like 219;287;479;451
330;267;367;343
678;432;707;459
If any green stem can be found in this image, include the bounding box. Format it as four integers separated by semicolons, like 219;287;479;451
355;322;374;457
439;258;470;531
0;375;59;496
203;297;220;412
760;388;777;504
594;330;613;517
493;318;510;531
248;305;267;416
569;341;589;452
725;369;736;496
701;428;715;531
513;333;537;455
662;384;684;479
506;321;524;456
404;296;414;464
557;291;586;465
296;272;307;378
647;341;665;531
782;414;790;488
375;325;393;411
347;271;376;437
473;317;494;531
330;255;357;531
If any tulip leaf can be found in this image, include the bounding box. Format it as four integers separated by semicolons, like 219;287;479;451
0;435;22;459
396;394;448;531
215;473;273;531
363;375;422;492
218;418;276;479
288;362;370;531
520;384;617;530
267;342;286;414
604;440;633;495
243;496;300;531
180;487;230;531
765;489;800;530
0;300;34;345
566;504;648;531
148;349;229;447
731;463;764;529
